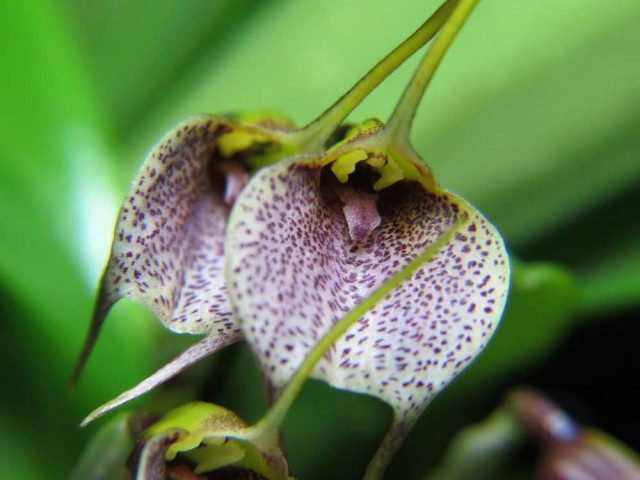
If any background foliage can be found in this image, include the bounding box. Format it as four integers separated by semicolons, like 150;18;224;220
1;0;639;478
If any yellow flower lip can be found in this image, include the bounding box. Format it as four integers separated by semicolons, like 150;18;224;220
322;119;437;192
217;113;300;169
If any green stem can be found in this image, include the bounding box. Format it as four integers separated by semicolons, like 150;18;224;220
291;0;460;153
385;0;479;144
247;211;469;451
363;417;411;480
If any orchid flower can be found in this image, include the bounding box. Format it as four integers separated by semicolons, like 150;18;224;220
224;0;509;477
77;0;459;423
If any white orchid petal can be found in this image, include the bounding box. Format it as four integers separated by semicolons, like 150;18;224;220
226;156;510;420
74;115;246;389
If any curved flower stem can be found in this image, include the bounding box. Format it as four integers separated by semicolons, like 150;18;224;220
363;416;413;480
385;0;480;146
245;211;469;453
288;0;460;153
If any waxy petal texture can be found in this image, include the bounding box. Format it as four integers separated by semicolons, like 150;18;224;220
226;157;509;419
100;115;238;335
76;115;257;404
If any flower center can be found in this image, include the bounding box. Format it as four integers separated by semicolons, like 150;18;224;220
320;162;383;243
208;161;250;208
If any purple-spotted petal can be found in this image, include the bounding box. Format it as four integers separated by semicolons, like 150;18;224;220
74;115;246;383
226;157;509;419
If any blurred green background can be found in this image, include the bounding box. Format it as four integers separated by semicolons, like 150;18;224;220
1;0;639;479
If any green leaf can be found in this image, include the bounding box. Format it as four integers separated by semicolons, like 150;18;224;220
64;0;266;134
0;0;157;476
524;187;640;314
71;414;134;480
418;0;640;246
426;409;523;480
580;240;640;314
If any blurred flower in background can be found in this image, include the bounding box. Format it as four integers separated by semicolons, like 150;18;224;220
509;389;640;480
1;0;639;479
427;389;640;479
